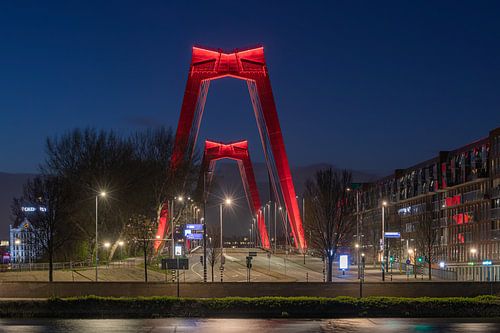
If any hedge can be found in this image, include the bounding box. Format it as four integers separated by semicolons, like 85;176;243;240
0;295;499;318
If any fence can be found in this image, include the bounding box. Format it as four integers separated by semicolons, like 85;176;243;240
4;259;138;272
450;265;500;282
399;263;457;280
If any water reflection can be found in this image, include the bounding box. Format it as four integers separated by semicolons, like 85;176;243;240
0;318;499;333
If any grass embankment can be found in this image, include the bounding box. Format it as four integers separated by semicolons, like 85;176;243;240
0;296;499;318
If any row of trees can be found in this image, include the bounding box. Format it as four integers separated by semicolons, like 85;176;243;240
12;127;198;281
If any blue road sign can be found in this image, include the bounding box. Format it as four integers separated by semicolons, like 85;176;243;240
186;233;203;240
384;232;401;238
186;224;203;231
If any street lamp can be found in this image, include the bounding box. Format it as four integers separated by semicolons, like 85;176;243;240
95;191;107;282
470;248;477;281
170;195;185;259
220;198;232;258
104;242;111;266
381;200;387;281
118;240;124;260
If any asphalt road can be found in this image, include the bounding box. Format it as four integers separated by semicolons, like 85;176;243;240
0;248;446;282
0;318;499;332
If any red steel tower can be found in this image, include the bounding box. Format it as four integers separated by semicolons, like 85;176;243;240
200;139;271;249
155;46;306;252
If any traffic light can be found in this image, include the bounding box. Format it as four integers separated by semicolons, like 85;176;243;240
389;255;394;262
417;256;423;263
200;256;203;263
246;256;253;269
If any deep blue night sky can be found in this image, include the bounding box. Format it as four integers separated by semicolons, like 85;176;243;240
1;1;499;174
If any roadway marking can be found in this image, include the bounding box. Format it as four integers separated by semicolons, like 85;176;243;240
190;262;203;280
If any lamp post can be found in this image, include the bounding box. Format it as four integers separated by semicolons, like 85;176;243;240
171;196;183;259
104;242;110;266
274;202;277;254
251;218;256;247
220;198;231;261
381;200;387;282
118;241;124;261
95;191;106;282
470;247;477;281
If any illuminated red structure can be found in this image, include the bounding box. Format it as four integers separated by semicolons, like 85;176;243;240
201;139;271;249
155;46;306;252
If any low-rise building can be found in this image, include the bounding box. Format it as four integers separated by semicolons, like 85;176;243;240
9;219;41;263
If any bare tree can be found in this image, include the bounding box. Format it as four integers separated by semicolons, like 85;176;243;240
126;214;157;282
365;219;381;268
12;176;71;282
415;198;439;280
206;223;221;282
304;168;354;282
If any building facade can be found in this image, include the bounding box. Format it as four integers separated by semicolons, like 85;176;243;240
357;127;500;271
9;219;41;264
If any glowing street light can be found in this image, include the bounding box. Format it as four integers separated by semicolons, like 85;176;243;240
95;190;107;282
104;242;111;248
220;197;232;265
381;200;388;281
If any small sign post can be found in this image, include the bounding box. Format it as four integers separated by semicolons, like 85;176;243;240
161;258;189;297
339;254;349;275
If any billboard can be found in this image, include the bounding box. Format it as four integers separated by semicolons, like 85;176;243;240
339;255;349;270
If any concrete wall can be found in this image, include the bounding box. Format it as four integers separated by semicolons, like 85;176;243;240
0;281;499;298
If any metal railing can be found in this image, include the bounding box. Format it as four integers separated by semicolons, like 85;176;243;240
400;263;457;280
4;258;139;272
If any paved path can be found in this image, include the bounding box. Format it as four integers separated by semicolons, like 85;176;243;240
0;248;446;283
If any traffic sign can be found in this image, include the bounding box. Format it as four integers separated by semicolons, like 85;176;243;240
161;258;189;270
384;232;401;238
185;224;203;231
185;233;203;240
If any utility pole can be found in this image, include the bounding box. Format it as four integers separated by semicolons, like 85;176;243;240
203;173;208;282
302;196;306;264
381;201;387;281
274;202;277;254
356;191;360;279
171;199;175;259
95;195;98;282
